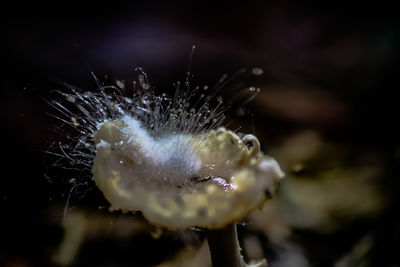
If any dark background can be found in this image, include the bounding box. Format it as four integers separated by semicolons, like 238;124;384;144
1;2;399;266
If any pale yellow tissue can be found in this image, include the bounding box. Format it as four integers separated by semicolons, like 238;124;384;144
92;119;283;229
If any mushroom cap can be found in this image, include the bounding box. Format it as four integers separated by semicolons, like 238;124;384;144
92;115;283;229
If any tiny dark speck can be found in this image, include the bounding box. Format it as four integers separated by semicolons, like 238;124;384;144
191;176;211;183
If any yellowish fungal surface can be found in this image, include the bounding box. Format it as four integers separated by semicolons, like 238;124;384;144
92;115;283;229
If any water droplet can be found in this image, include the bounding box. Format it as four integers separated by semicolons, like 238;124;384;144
124;97;133;104
116;80;125;89
138;74;144;82
236;107;247;116
252;68;263;75
66;96;76;103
